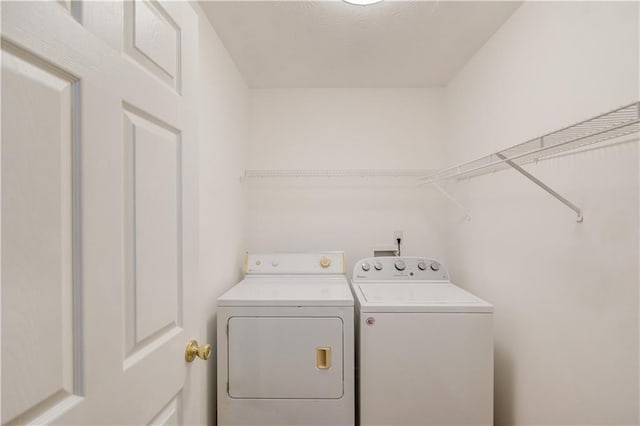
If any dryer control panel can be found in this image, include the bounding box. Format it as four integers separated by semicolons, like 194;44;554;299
245;252;346;275
353;257;449;281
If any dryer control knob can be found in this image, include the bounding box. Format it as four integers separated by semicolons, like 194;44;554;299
320;256;331;268
394;260;406;271
430;262;440;271
417;261;427;271
374;261;383;271
361;262;370;271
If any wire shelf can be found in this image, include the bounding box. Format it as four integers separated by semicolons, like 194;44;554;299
424;102;640;183
241;103;638;222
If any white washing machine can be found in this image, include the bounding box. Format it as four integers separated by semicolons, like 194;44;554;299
351;256;493;426
217;252;355;426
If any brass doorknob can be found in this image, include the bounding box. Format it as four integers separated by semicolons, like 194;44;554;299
185;339;212;362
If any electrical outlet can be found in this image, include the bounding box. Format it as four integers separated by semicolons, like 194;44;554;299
393;230;403;241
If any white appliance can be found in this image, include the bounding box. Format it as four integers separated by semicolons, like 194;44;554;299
351;256;493;426
217;252;355;426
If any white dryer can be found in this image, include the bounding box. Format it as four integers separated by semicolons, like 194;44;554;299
217;252;355;426
351;256;493;426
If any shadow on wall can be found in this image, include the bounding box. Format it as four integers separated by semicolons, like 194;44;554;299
208;315;218;426
495;343;515;426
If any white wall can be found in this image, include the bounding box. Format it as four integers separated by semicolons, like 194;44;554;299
246;89;449;271
444;2;639;425
200;2;639;424
187;4;249;425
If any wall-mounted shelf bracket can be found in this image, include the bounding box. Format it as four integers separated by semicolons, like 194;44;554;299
432;182;472;222
495;153;583;222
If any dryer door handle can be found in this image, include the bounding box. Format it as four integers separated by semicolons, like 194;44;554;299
316;347;332;369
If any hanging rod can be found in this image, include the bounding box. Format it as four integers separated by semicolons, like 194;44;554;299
243;169;434;179
422;102;640;222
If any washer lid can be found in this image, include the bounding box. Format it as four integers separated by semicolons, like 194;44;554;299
217;276;354;307
356;283;492;313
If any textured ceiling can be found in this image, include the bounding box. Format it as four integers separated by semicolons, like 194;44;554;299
200;1;521;88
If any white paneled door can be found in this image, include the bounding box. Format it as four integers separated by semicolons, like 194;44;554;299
1;1;200;424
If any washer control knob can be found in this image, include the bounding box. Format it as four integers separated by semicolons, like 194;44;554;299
374;261;383;271
320;257;331;268
394;260;406;271
361;262;370;272
430;262;440;271
417;261;427;271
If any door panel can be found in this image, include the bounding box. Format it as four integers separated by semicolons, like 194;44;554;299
228;317;344;399
149;393;182;426
124;0;181;91
123;105;182;361
1;1;199;424
1;41;81;425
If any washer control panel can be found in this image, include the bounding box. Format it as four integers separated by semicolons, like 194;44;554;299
353;257;449;281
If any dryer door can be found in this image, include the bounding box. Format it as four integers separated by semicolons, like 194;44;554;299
227;317;344;399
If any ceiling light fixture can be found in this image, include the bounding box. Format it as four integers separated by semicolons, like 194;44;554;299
343;0;383;6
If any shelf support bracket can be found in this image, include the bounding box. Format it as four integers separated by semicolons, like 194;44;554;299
495;153;583;222
432;182;471;222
